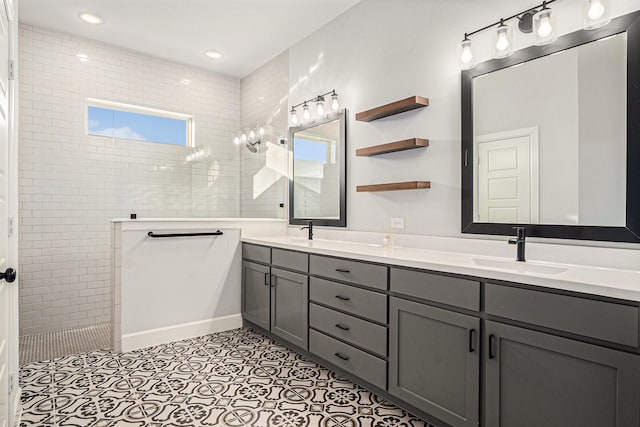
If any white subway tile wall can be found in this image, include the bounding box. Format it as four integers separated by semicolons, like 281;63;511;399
239;51;289;218
18;24;242;335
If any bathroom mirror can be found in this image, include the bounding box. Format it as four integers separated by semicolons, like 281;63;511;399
461;11;640;243
289;111;346;227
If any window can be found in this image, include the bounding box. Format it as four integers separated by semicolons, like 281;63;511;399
86;98;194;147
293;134;337;164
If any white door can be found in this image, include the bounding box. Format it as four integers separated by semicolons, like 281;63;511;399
476;128;539;224
0;0;14;425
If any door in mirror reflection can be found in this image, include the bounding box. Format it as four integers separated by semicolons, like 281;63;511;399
472;32;626;226
476;128;538;223
290;112;345;226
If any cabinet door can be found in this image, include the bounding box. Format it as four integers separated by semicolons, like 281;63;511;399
389;297;480;427
485;321;640;427
271;268;308;350
242;261;270;330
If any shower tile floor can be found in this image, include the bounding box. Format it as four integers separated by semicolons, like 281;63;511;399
20;323;112;365
19;328;431;426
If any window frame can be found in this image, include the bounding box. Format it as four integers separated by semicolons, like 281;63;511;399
85;98;195;147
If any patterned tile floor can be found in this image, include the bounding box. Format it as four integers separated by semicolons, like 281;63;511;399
20;328;431;427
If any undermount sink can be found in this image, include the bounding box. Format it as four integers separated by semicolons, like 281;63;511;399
287;237;313;244
472;258;568;275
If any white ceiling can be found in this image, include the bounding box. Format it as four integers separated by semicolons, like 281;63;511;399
19;0;362;78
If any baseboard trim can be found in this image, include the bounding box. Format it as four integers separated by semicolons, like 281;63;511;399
121;314;242;352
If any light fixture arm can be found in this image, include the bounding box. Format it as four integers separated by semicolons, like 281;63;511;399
463;0;558;39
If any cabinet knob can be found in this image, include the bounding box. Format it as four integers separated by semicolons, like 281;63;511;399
335;324;350;331
335;295;351;301
334;352;350;361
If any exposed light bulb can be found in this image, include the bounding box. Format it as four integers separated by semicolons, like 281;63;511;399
331;93;340;112
537;15;553;38
316;99;325;116
258;126;265;137
241;133;247;143
290;109;298;126
249;129;256;140
459;37;475;69
588;0;605;20
460;45;472;64
233;136;240;145
496;29;509;51
302;103;311;122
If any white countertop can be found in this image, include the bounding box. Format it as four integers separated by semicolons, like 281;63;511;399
241;236;640;302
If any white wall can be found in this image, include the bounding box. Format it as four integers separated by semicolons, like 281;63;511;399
288;0;639;237
18;25;241;335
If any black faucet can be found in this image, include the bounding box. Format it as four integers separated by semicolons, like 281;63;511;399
508;227;526;262
300;220;313;240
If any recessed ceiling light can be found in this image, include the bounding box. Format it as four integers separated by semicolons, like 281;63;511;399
79;13;104;25
204;50;223;60
76;53;89;62
179;79;192;86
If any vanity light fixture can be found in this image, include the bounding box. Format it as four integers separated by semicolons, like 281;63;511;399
231;124;281;153
302;102;311;123
533;2;557;45
316;96;325;116
458;34;475;70
79;13;104;25
331;92;340;112
584;0;611;29
457;0;611;68
493;19;514;58
289;89;340;126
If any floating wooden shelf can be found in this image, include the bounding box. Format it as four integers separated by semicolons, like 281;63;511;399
355;96;429;122
356;138;429;157
356;181;431;192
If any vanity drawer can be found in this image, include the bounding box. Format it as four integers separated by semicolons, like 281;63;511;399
271;248;308;273
309;277;387;324
242;243;270;264
309;255;388;290
485;283;640;347
309;329;387;390
310;303;387;357
391;268;480;311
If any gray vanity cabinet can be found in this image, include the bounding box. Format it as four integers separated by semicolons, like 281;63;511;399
485;321;640;427
270;268;309;350
389;297;480;427
241;260;270;330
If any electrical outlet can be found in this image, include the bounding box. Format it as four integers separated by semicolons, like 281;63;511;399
390;217;405;229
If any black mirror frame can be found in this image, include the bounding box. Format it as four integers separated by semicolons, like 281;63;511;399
461;11;640;243
289;110;347;227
